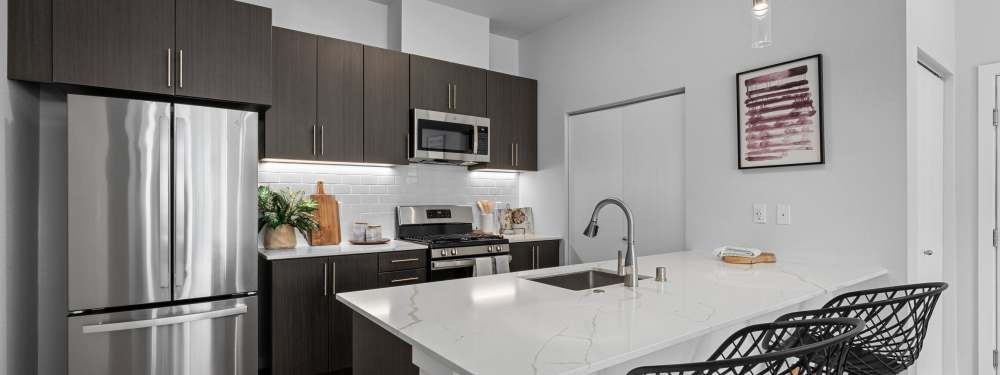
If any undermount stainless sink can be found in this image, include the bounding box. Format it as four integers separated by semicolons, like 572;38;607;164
527;269;651;291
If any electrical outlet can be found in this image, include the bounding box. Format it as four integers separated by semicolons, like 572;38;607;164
752;203;767;224
777;204;791;225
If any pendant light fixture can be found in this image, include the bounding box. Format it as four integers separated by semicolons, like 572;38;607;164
751;0;772;48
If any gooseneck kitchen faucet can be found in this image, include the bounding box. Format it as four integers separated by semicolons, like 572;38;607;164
583;198;639;287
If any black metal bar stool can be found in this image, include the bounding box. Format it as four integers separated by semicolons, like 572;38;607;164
627;317;866;375
774;282;948;375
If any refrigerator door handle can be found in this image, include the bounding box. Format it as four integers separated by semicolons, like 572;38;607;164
81;304;247;334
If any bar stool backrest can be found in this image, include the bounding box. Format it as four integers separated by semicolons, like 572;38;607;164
775;282;948;375
627;317;866;375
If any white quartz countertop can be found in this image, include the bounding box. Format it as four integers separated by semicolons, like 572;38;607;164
258;240;427;260
503;234;563;243
337;249;888;375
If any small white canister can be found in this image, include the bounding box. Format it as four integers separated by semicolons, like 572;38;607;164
352;222;368;242
366;225;382;242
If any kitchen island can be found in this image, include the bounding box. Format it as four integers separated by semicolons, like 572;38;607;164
337;249;887;375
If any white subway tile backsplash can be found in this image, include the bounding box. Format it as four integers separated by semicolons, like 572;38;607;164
258;163;518;240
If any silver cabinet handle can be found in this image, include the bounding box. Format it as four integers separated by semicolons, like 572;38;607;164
178;49;184;88
391;258;420;263
167;48;172;88
391;277;420;283
515;143;519;167
453;84;457;110
511;143;515;166
447;84;452;109
320;125;325;155
923;250;934;255
331;262;336;294
312;125;317;156
323;263;328;296
82;304;247;334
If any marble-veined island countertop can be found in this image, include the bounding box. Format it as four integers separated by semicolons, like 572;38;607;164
337;249;888;375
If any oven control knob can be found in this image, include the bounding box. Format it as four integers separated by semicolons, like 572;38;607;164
440;249;447;256
451;249;458;255
487;246;493;253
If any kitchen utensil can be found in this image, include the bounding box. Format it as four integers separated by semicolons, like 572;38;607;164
309;181;341;246
722;252;777;264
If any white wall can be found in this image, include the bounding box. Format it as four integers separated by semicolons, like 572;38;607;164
518;0;909;281
905;0;958;372
240;0;389;48
955;0;998;372
396;0;490;68
489;34;519;75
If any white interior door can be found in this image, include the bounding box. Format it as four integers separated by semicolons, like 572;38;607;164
622;96;685;253
569;108;625;263
914;64;944;374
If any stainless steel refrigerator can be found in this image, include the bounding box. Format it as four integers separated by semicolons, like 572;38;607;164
66;94;258;375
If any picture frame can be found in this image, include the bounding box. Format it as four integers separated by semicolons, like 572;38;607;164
736;54;825;169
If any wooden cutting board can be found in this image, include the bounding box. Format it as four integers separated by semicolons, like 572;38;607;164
722;252;776;264
309;182;341;246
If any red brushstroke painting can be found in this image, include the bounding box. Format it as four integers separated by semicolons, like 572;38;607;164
738;55;823;168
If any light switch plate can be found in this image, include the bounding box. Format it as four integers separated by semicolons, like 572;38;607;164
752;203;767;224
777;204;791;225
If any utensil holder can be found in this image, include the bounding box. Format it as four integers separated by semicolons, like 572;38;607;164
480;214;496;234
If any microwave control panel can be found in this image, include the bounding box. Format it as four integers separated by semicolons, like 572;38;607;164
476;127;489;155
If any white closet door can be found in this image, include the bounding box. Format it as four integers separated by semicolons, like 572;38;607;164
914;65;944;375
622;95;685;254
569;108;625;263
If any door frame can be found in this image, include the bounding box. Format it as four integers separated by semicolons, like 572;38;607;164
977;62;1000;375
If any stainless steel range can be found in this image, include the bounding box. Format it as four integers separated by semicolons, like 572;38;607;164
396;205;510;281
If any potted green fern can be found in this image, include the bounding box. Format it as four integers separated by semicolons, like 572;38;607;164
257;186;320;249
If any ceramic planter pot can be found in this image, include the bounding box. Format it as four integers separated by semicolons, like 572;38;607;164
264;224;297;249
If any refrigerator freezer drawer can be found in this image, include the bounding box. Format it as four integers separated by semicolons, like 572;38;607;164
68;296;258;375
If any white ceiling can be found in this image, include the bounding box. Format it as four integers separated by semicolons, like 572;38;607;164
370;0;605;38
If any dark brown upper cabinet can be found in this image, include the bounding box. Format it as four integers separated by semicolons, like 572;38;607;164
9;0;52;82
26;0;271;105
52;0;176;95
175;0;272;105
410;55;487;117
364;46;411;165
472;71;538;171
317;36;365;163
265;27;319;161
264;28;365;163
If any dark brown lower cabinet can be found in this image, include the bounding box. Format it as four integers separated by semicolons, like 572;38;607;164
266;256;333;374
509;240;561;272
262;253;378;374
353;312;419;375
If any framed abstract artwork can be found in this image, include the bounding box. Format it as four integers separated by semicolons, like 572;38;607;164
736;54;825;169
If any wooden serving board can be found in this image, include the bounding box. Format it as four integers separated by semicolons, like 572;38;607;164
309;182;341;246
722;252;776;265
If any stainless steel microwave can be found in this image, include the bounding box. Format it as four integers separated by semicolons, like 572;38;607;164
410;109;490;165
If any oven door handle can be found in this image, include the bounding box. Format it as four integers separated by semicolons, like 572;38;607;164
431;259;476;270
